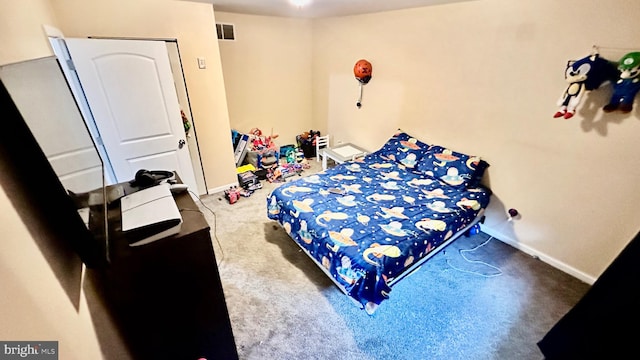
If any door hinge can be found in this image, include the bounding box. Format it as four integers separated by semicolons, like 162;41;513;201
66;59;76;71
95;136;104;147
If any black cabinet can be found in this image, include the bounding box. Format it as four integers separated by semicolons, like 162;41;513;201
93;188;238;360
538;231;640;359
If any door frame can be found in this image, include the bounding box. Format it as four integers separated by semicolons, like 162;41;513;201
164;40;208;196
46;26;117;185
45;27;207;195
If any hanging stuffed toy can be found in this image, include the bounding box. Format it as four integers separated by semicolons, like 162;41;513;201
554;53;618;119
603;52;640;113
354;59;372;108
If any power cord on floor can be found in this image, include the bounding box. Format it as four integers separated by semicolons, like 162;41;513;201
180;190;226;267
445;234;503;278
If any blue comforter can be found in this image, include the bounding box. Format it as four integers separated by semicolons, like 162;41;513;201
267;133;491;313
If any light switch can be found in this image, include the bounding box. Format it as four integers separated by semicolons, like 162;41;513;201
197;57;206;69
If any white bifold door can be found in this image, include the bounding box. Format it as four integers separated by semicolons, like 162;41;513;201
64;38;198;193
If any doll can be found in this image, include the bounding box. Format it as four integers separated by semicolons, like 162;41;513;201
603;52;640;113
554;54;618;119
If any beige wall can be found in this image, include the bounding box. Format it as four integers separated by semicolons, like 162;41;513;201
0;0;57;65
215;12;313;147
0;189;107;359
312;0;640;282
0;2;105;358
51;0;237;194
213;1;640;282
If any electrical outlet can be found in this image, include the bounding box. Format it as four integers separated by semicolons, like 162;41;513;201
507;208;520;221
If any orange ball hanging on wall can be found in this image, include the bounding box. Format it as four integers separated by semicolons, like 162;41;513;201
354;59;372;109
354;59;372;84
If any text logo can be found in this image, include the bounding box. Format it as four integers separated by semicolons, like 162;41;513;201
0;342;57;359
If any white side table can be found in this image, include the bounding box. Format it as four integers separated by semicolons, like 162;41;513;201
321;143;368;170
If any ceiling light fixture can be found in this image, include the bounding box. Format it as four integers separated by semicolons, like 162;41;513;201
289;0;312;8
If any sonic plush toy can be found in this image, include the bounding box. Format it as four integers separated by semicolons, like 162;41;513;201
554;54;618;119
603;52;640;113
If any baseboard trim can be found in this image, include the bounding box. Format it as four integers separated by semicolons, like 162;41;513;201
208;182;239;196
481;225;596;285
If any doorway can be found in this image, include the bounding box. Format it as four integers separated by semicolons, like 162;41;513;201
47;31;207;195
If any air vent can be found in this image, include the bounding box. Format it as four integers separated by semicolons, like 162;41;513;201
216;23;235;41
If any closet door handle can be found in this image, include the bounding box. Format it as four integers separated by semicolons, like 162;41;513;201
178;139;186;149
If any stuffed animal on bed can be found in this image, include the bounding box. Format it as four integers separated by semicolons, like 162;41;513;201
603;52;640;113
554;54;618;119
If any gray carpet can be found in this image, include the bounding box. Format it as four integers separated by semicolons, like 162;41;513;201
197;160;590;360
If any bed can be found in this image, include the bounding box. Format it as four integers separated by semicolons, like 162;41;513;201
267;131;492;314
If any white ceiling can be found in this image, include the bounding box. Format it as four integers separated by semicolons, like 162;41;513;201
187;0;470;19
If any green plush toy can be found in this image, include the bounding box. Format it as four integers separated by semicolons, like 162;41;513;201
603;52;640;113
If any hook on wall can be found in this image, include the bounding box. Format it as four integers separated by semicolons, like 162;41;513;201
591;44;640;57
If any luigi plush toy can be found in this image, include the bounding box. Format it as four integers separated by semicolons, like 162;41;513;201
603;52;640;113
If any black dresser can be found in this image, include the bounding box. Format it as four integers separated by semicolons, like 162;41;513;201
92;185;238;360
538;230;640;359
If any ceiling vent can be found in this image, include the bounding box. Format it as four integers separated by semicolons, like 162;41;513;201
216;23;235;41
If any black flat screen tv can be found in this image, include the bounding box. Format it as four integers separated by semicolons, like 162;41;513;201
0;58;108;268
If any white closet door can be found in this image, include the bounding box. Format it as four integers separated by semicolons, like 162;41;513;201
65;38;197;192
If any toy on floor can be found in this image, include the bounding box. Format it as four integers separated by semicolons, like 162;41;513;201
224;186;241;204
266;163;303;183
296;130;321;158
299;158;311;169
296;149;306;163
603;52;640;113
249;127;278;149
247;127;280;169
285;148;297;163
267;167;285;183
239;188;253;197
554;54;618;119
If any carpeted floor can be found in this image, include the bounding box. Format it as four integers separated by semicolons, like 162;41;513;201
196;159;590;360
